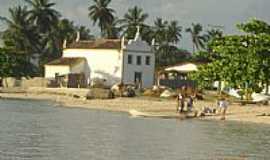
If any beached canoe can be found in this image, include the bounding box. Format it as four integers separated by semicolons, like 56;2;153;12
128;109;197;119
129;110;152;117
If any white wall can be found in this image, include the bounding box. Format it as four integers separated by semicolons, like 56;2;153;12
122;52;155;88
63;49;123;86
45;65;70;78
122;39;155;88
70;60;88;74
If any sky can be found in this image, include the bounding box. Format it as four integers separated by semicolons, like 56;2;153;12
0;0;270;51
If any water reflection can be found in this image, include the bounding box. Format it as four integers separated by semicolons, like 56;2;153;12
0;99;269;160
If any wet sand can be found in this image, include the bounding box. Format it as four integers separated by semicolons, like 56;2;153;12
0;92;270;125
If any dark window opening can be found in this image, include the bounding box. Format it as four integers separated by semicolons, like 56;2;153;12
134;72;142;83
146;56;151;65
136;56;142;65
128;55;133;64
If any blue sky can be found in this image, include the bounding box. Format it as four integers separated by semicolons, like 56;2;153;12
1;0;270;50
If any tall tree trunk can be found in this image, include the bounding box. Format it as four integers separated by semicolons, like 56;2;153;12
265;80;269;95
217;81;222;95
192;43;195;54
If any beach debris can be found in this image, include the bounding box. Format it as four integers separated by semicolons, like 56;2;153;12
202;106;216;114
256;113;270;117
87;88;114;99
143;89;161;97
111;83;120;92
252;93;270;103
160;89;177;98
122;87;136;97
73;94;81;99
143;89;153;96
196;111;205;117
111;83;136;97
152;85;159;91
91;78;108;89
111;83;123;97
153;85;167;91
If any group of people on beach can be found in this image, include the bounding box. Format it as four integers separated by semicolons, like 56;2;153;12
176;92;229;120
176;93;194;113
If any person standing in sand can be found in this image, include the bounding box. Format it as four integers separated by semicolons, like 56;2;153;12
176;93;185;113
187;96;194;112
218;97;229;120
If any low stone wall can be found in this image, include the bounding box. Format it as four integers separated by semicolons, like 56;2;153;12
2;77;48;88
2;77;21;88
21;77;48;88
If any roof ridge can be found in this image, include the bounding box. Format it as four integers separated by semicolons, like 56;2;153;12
67;39;122;49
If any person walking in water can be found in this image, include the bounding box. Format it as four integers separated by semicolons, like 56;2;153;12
176;93;185;113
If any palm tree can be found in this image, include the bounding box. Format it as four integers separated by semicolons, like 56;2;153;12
25;0;60;33
151;18;182;45
151;18;168;45
105;18;121;39
76;26;95;40
55;18;79;46
88;0;115;37
205;28;223;42
119;6;148;39
168;21;182;44
0;6;40;75
0;6;40;54
150;18;183;67
186;23;206;53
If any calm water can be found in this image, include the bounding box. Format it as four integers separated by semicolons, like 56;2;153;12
0;99;270;160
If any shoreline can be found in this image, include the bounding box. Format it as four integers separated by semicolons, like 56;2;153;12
1;92;270;125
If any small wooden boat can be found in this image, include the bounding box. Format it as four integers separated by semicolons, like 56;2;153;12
128;109;198;119
129;110;152;117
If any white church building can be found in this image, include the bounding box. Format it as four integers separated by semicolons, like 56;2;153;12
45;29;155;88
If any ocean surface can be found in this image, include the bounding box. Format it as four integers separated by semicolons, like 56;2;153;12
0;99;269;160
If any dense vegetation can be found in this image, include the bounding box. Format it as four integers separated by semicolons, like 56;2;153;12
190;19;270;97
0;0;269;97
0;0;94;77
0;0;219;78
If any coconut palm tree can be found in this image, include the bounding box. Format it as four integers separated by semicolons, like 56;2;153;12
150;18;183;67
0;6;40;54
151;18;182;45
205;28;223;42
25;0;60;33
168;21;182;44
119;6;148;39
186;23;206;53
105;18;121;39
0;6;40;75
57;19;76;42
76;26;95;40
88;0;115;37
151;18;168;45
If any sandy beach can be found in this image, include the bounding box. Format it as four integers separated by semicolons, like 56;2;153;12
1;90;270;125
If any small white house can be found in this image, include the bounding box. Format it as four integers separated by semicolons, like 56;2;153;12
45;58;87;78
45;28;155;88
